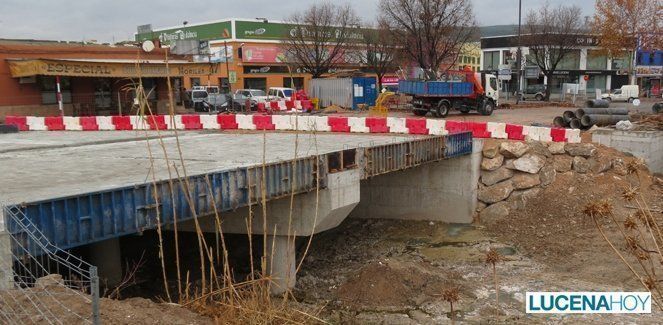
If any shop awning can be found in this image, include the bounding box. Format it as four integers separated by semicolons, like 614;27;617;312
7;58;220;78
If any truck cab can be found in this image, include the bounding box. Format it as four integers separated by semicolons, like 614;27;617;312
484;73;500;106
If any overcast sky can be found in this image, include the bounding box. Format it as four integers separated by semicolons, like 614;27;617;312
1;0;595;43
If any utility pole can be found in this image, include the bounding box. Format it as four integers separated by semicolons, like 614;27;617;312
224;40;232;94
516;0;522;104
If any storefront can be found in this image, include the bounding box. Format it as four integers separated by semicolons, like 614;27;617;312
135;19;385;94
0;40;216;117
636;66;662;97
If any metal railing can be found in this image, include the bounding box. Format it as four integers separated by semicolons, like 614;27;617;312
0;204;100;325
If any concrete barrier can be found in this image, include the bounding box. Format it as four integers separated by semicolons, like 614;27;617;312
5;113;582;143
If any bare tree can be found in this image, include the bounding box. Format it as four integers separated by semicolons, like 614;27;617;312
524;3;584;100
357;24;401;90
282;3;361;78
379;0;476;79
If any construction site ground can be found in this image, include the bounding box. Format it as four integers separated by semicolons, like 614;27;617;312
293;145;663;323
47;142;660;324
327;98;657;126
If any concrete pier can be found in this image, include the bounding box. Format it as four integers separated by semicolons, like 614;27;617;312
266;235;296;295
88;238;123;287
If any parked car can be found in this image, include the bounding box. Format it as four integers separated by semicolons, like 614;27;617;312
234;89;269;104
267;87;294;101
601;85;640;103
520;84;547;101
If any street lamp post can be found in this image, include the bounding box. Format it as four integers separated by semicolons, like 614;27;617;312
516;0;522;104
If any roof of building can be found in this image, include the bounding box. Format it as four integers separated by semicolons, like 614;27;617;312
479;25;520;38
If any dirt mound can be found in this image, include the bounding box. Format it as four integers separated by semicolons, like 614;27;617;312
336;260;448;308
1;283;212;324
484;144;662;287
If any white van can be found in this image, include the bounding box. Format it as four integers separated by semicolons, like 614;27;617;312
268;87;294;101
602;85;639;102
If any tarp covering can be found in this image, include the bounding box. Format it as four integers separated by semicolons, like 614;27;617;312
7;58;219;78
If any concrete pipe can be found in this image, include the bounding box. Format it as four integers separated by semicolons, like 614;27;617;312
585;99;611;108
569;118;582;129
654;102;662;114
562;110;576;123
580;114;630;127
576;107;629;117
553;116;567;128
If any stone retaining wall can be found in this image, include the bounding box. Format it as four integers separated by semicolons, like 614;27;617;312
477;140;623;220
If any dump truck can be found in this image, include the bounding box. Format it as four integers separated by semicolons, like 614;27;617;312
399;68;499;117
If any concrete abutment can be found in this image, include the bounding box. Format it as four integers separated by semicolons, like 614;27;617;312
350;139;483;223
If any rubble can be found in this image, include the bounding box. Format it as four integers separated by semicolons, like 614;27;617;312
499;142;529;158
512;154;546;174
481;167;514;186
565;143;597;157
478;180;514;204
481;154;504;171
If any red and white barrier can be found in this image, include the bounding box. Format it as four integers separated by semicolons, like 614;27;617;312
3;114;582;143
63;116;83;131
426;119;447;136
96;116;115;130
26;116;47;131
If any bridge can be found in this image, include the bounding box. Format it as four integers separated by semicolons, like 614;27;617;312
0;130;478;293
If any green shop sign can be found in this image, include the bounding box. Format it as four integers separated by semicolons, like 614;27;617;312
235;21;291;40
235;20;364;41
135;21;232;44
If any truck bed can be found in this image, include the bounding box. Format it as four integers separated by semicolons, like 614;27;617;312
399;80;474;97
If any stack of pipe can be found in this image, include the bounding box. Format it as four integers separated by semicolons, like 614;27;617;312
552;110;582;129
552;107;630;129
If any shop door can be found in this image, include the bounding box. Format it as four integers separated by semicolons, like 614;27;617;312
94;78;112;109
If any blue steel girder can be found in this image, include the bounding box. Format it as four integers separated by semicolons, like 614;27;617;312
7;156;324;252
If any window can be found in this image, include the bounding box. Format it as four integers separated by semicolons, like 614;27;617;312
142;78;158;100
483;51;500;71
190;77;201;87
502;50;513;65
94;78;112;108
283;77;304;90
586;50;607;70
39;76;72;105
557;50;580;70
611;54;630;70
243;78;266;92
586;75;607;94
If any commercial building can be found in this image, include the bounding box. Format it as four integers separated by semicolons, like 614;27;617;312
134;19;373;93
636;49;662;97
0;39;217;118
454;42;481;72
480;31;632;98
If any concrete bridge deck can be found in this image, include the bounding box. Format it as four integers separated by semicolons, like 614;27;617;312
0;131;419;205
0;131;472;247
0;130;475;293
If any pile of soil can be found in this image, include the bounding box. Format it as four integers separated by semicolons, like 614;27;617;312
483;144;663;287
336;260;448;308
0;280;212;324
